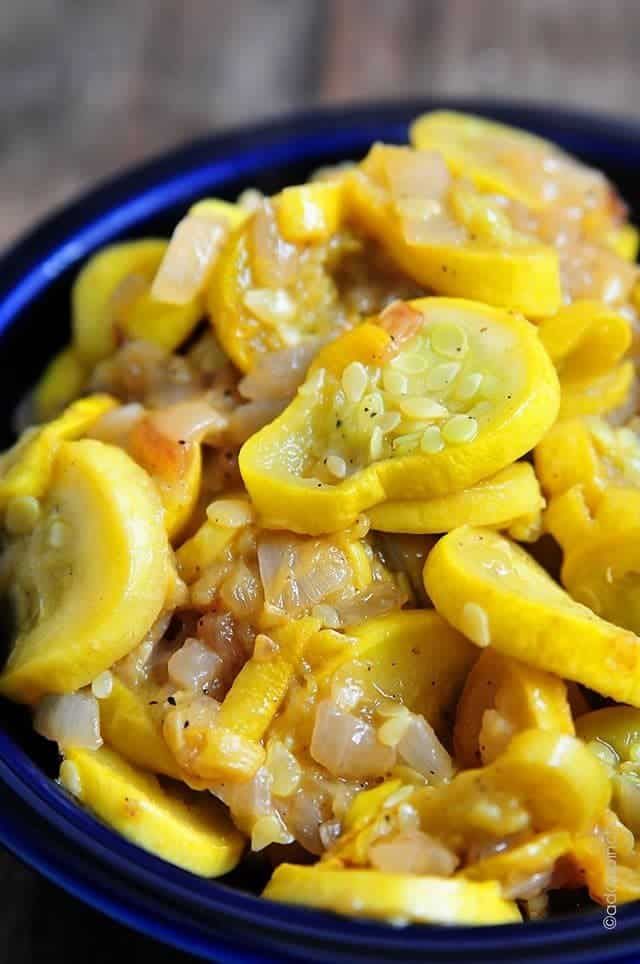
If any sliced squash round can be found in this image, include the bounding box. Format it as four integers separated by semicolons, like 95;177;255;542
463;831;572;886
128;415;203;543
0;395;117;510
416;730;609;841
32;347;89;422
61;745;244;876
424;525;640;707
72;240;202;365
264;864;521;925
315;609;477;741
537;300;631;382
576;706;640;761
99;677;196;782
240;298;559;534
208;191;416;373
558;360;634;419
560;511;640;636
0;439;172;703
368;462;543;535
453;648;574;768
345;143;562;316
410;110;618;217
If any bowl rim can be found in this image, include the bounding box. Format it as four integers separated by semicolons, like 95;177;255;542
2;96;640;963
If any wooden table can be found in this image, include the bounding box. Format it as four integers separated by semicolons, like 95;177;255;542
3;0;640;249
1;0;638;959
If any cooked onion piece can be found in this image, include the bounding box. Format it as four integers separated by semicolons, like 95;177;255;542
151;199;247;305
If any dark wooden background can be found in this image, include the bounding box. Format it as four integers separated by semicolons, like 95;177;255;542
1;0;639;959
3;0;640;249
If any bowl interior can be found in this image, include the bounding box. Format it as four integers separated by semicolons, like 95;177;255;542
2;99;640;962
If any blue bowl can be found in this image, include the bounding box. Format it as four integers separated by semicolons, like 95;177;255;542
1;99;640;963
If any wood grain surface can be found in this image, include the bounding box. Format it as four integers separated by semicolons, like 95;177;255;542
0;1;638;959
2;0;640;249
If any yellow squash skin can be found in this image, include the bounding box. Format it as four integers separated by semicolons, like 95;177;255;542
209;185;347;373
536;416;640;507
116;287;203;352
175;511;238;583
537;301;632;382
411;112;555;207
319;779;414;870
553;491;640;636
276;182;343;243
569;827;640;906
316;609;477;740
32;347;89;422
129;430;203;544
558;361;634;419
576;706;640;761
62;746;244;877
159;442;202;543
345;148;562;316
240;299;559;535
189;198;248;225
453;648;574;767
462;831;572;886
410;110;620;223
264;864;521;925
340;779;404;835
424;526;640;706
368;462;543;535
99;677;196;782
208;227;268;372
608;223;639;262
72;240;202;364
0;440;172;703
534;416;602;506
0;395;117;509
416;730;610;839
537;419;640;633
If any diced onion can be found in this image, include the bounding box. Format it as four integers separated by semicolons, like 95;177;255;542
35;692;102;750
239;341;321;402
149;397;227;444
89;403;145;446
397;713;453;783
310;700;395;779
258;535;350;616
151;214;229;305
168;638;222;691
251;201;299;287
385;150;451;203
369;830;458;875
225;399;286;445
319;819;342;850
332;581;407;626
212;766;273;835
